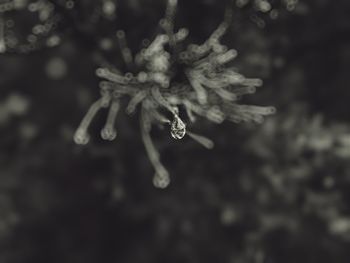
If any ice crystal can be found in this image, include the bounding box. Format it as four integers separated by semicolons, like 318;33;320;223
74;0;275;188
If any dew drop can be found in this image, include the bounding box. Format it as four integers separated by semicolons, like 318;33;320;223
170;115;186;139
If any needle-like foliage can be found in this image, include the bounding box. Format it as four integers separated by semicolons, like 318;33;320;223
74;0;275;188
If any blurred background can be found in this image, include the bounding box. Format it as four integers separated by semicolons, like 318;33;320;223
1;0;350;262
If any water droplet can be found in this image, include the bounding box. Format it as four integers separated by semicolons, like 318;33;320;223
171;115;186;139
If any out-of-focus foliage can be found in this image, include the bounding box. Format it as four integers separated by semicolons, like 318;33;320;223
1;0;350;263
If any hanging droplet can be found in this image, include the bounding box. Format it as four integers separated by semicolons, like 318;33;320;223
171;115;186;139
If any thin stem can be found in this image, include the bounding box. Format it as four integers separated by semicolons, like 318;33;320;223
140;108;170;188
0;15;6;53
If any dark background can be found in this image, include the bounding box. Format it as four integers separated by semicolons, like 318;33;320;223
1;0;350;262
